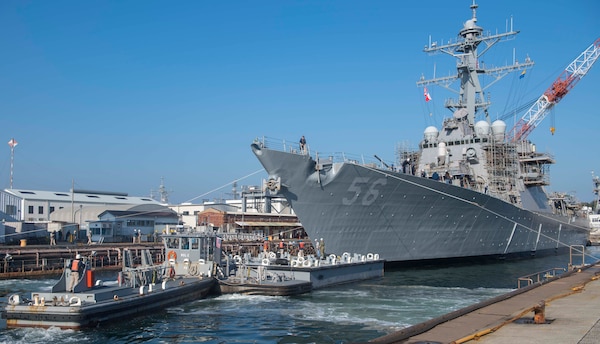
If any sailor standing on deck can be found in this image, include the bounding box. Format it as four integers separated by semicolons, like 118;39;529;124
299;135;307;154
315;239;320;259
68;254;84;292
279;239;285;257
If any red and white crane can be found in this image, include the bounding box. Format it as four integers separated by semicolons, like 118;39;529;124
509;38;600;142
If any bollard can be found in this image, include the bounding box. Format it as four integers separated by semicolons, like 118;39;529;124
533;300;546;324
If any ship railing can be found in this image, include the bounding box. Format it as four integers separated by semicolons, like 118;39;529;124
517;267;566;288
254;136;308;155
316;152;384;168
255;136;393;169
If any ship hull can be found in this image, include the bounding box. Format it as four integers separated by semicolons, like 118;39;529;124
251;143;589;263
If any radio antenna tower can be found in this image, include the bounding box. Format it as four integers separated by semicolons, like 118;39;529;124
7;138;17;189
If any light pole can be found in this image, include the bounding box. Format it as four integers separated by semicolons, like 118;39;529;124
73;204;82;243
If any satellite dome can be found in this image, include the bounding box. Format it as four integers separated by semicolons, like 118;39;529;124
464;19;477;29
491;120;507;141
424;126;439;142
474;121;490;138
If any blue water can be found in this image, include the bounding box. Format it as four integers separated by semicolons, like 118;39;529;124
1;247;599;344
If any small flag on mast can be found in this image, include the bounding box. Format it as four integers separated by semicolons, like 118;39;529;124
519;69;526;79
424;87;432;102
7;138;18;148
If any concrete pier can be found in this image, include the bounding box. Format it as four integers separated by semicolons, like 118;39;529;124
368;262;600;344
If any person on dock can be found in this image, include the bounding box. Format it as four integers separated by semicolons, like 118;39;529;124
67;254;84;292
49;231;56;246
299;241;305;257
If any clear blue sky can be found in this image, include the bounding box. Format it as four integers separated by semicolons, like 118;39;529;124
1;1;598;204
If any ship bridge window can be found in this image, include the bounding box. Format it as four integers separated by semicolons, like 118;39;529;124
166;237;180;249
448;141;454;146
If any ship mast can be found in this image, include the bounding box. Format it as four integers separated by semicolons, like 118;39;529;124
416;1;533;127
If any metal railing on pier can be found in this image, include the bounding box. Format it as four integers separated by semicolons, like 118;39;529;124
517;267;567;288
517;245;588;288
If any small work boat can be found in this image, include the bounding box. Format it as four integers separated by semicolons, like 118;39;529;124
2;232;222;329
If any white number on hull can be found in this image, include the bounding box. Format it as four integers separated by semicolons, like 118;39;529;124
342;177;387;206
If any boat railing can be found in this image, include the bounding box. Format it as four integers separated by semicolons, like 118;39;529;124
517;267;567;288
254;136;393;169
220;233;264;242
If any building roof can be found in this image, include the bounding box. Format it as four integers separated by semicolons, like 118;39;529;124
50;204;174;223
99;206;177;219
4;188;159;205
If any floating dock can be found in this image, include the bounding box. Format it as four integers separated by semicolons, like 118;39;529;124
367;261;600;343
217;252;384;296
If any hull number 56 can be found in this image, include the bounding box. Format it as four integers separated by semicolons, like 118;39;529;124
342;177;387;206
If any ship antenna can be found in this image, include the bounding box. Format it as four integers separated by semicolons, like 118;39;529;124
471;1;478;20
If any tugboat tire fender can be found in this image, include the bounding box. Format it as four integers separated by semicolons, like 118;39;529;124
8;294;20;305
189;264;198;276
69;296;82;306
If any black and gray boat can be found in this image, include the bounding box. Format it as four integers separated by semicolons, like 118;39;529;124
251;3;598;264
3;232;220;329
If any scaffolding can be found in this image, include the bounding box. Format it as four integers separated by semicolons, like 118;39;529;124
483;139;519;203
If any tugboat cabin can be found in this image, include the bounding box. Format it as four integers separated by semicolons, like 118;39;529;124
164;232;222;277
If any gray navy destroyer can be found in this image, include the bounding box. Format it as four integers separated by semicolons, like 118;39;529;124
251;2;599;264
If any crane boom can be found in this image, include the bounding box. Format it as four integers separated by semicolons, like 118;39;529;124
510;38;600;141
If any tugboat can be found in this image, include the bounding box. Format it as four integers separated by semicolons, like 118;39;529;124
2;232;221;329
